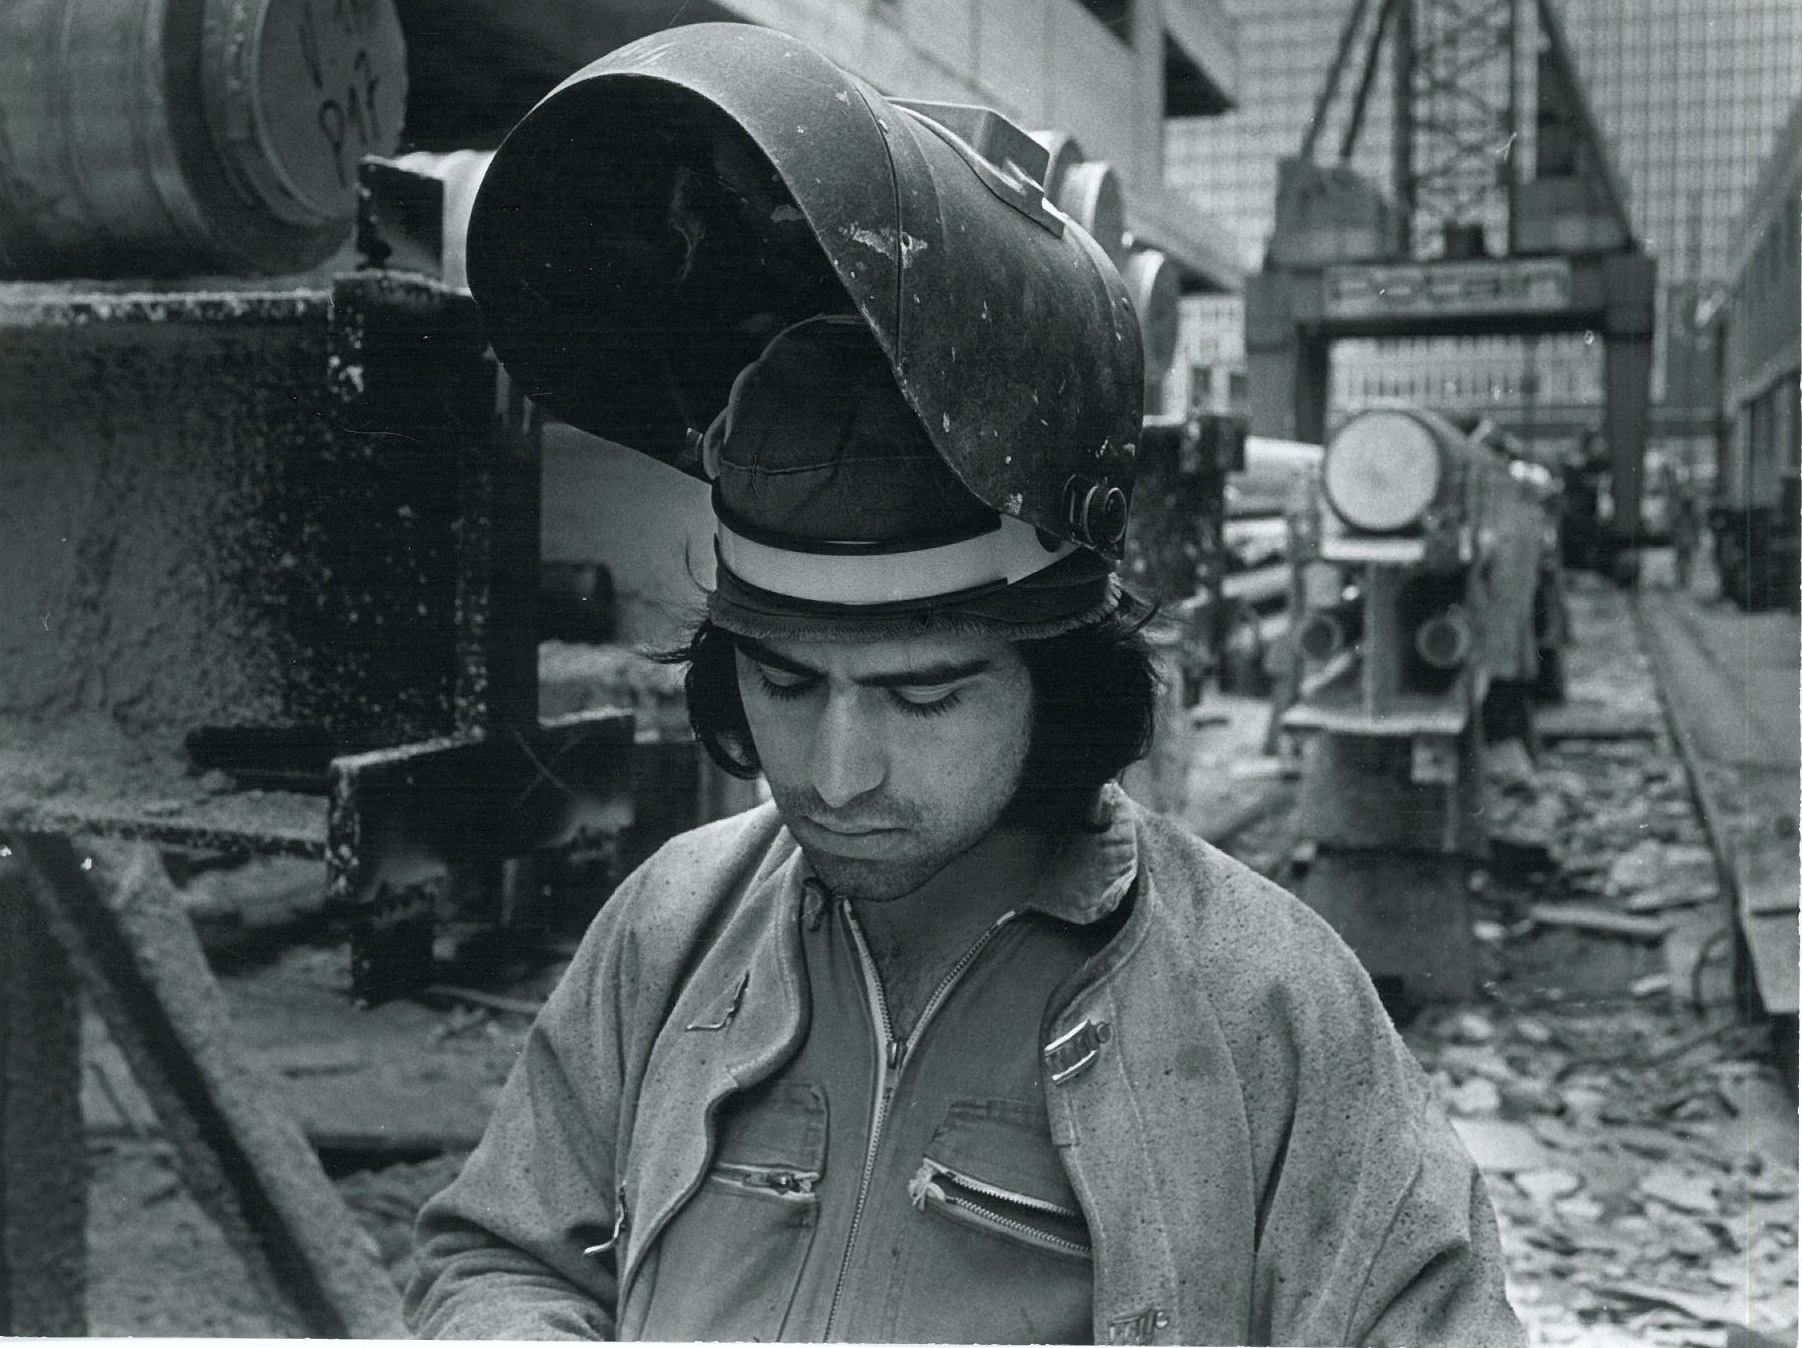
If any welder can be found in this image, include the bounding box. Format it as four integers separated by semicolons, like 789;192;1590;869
405;23;1524;1345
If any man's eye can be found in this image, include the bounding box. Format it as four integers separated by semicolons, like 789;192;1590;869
754;668;815;701
891;686;964;718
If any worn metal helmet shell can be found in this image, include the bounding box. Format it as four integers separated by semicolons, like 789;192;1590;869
464;22;1142;558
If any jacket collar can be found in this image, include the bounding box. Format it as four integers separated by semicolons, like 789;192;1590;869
1017;783;1140;927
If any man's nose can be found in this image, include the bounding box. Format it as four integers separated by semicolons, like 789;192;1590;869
810;690;885;808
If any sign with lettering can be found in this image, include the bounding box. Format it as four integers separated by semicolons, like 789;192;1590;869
1323;259;1574;320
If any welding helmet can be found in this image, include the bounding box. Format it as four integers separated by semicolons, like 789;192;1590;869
465;22;1142;636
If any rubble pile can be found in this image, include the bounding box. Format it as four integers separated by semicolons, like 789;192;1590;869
1422;734;1799;1348
1484;735;1729;1001
1409;999;1796;1346
1404;575;1798;1347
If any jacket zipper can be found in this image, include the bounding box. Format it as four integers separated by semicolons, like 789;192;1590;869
824;905;1016;1339
709;1161;821;1197
908;1157;1093;1258
583;1183;629;1257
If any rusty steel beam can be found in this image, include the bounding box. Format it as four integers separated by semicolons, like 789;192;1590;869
5;834;404;1337
0;853;87;1334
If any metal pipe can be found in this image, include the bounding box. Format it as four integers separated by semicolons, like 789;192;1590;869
1393;0;1417;255
1341;0;1403;164
1296;604;1363;663
1415;608;1474;668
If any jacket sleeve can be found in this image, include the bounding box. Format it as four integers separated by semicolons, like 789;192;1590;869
1230;895;1526;1348
404;892;642;1339
1285;1017;1525;1348
1349;1153;1523;1348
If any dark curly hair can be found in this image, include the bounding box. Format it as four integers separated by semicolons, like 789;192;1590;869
655;595;1163;834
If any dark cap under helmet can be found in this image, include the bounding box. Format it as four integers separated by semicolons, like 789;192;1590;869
699;315;1116;639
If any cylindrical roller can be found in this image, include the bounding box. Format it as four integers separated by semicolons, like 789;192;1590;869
1296;604;1363;662
0;0;407;278
1027;129;1087;201
1121;247;1180;379
1322;409;1445;532
1052;160;1127;267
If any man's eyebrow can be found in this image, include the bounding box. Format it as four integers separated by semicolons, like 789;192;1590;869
857;657;994;690
735;637;823;680
735;637;993;689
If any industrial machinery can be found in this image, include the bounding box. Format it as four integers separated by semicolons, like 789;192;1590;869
0;152;651;1330
1280;404;1564;1007
1247;0;1655;581
1462;414;1570;706
1221;434;1326;694
1115;421;1330;816
1681;95;1802;1073
1124;412;1248;698
0;0;409;278
0;264;637;1006
0;0;637;1008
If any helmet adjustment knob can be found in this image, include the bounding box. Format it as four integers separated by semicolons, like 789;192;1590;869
1065;477;1128;549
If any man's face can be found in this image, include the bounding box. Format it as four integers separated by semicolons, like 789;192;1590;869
733;631;1033;901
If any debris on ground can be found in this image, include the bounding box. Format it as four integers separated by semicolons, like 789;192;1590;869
1408;995;1796;1346
1400;575;1799;1348
86;1137;298;1337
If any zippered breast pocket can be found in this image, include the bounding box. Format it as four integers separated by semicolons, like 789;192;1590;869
708;1161;821;1201
635;1079;826;1342
910;1156;1093;1259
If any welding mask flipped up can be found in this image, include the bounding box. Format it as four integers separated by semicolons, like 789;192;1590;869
464;22;1143;638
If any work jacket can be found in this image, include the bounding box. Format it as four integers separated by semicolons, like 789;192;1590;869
407;788;1525;1346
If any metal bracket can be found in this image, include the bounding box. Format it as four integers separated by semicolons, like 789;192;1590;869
328;707;635;1003
893;100;1066;238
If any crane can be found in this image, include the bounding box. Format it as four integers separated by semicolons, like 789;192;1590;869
1247;0;1655;579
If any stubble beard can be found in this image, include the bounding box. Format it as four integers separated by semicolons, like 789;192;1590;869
796;847;946;903
768;773;1025;903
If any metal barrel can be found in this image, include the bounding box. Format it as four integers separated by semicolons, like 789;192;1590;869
0;0;407;278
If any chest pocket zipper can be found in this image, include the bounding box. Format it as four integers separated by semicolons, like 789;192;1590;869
708;1162;821;1199
909;1157;1093;1260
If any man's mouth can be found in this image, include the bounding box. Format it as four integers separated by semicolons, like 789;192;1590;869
802;817;902;837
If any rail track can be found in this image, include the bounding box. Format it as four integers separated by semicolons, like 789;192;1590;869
1635;571;1799;1080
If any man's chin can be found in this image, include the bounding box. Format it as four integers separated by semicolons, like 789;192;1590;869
796;846;936;903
